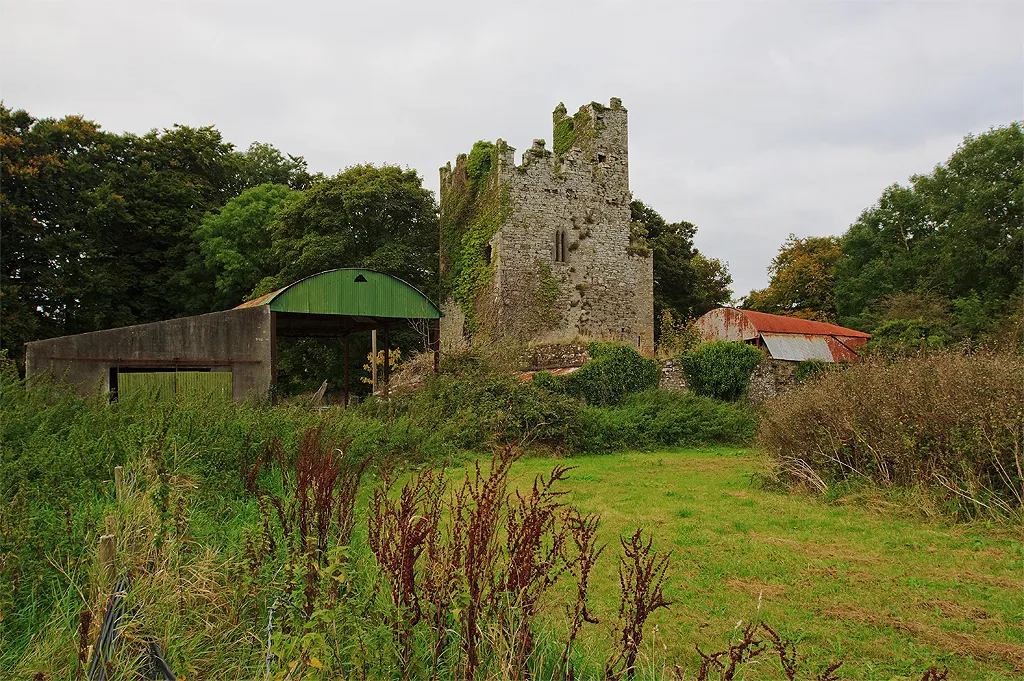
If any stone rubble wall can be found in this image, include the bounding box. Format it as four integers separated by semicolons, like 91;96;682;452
747;358;798;403
658;358;689;392
522;342;590;370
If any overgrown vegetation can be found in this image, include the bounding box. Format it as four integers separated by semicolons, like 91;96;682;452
6;425;1004;679
0;346;757;662
439;140;512;333
536;342;661;406
2;332;1015;677
576;390;757;453
681;341;764;401
656;309;701;357
552;102;595;159
759;350;1024;520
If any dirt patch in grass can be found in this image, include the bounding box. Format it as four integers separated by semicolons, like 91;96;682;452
954;571;1024;591
749;531;882;565
921;598;991;621
726;577;786;599
748;531;800;545
803;566;874;584
829;605;1024;672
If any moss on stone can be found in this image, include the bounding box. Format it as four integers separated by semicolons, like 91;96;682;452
553;105;594;159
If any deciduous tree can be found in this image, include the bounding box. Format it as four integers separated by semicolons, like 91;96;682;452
197;183;300;309
258;164;438;297
630;200;732;333
835;123;1023;334
744;235;842;322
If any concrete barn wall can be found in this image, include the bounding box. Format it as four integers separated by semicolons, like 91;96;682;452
25;307;274;401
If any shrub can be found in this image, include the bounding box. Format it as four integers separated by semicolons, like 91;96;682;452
393;373;584;451
680;341;764;401
574;390;757;453
868;318;950;355
794;358;838;383
758;350;1024;519
553;342;660;406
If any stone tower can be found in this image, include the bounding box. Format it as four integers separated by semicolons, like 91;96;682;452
439;98;654;357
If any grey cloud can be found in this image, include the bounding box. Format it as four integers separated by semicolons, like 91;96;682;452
2;0;1020;298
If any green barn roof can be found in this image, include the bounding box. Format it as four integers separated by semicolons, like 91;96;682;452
235;269;441;319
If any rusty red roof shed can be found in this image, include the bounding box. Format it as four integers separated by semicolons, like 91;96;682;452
694;308;870;362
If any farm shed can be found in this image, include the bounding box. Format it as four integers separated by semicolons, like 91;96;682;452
25;269;442;403
694;308;870;362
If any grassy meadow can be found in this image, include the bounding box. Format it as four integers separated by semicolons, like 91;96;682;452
3;348;1022;679
508;449;1024;679
10;446;1022;679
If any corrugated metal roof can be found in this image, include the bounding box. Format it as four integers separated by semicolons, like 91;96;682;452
233;269;441;319
695;308;870;362
761;333;836;362
734;309;870;338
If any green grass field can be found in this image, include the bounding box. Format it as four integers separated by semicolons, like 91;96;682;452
506;448;1024;679
6;446;1022;679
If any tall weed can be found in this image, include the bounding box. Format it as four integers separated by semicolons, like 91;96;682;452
758;350;1024;519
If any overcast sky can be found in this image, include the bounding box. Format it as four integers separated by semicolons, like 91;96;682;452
2;1;1021;297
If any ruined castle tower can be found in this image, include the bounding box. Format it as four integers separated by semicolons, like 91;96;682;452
439;98;654;357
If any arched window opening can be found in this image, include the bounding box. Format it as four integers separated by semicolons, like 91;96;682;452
555;230;567;263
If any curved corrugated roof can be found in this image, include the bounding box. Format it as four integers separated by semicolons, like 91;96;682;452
734;309;870;338
233;269;441;319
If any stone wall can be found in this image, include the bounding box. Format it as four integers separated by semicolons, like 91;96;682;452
522;342;590;370
659;358;689;392
747;359;798;403
440;98;654;358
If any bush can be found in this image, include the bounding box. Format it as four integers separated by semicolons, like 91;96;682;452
548;342;660;406
680;341;763;401
574;390;757;453
793;358;843;383
388;373;584;451
758;350;1024;519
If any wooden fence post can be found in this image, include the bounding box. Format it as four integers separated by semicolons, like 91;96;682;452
114;466;125;503
99;534;116;586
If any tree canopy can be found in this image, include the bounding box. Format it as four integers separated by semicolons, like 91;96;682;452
630;200;733;329
836;123;1023;334
743;235;842;322
196;183;301;309
256;164;438;299
744;122;1022;350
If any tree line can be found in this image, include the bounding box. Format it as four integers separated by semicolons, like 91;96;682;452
1;105;732;387
744;123;1023;352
